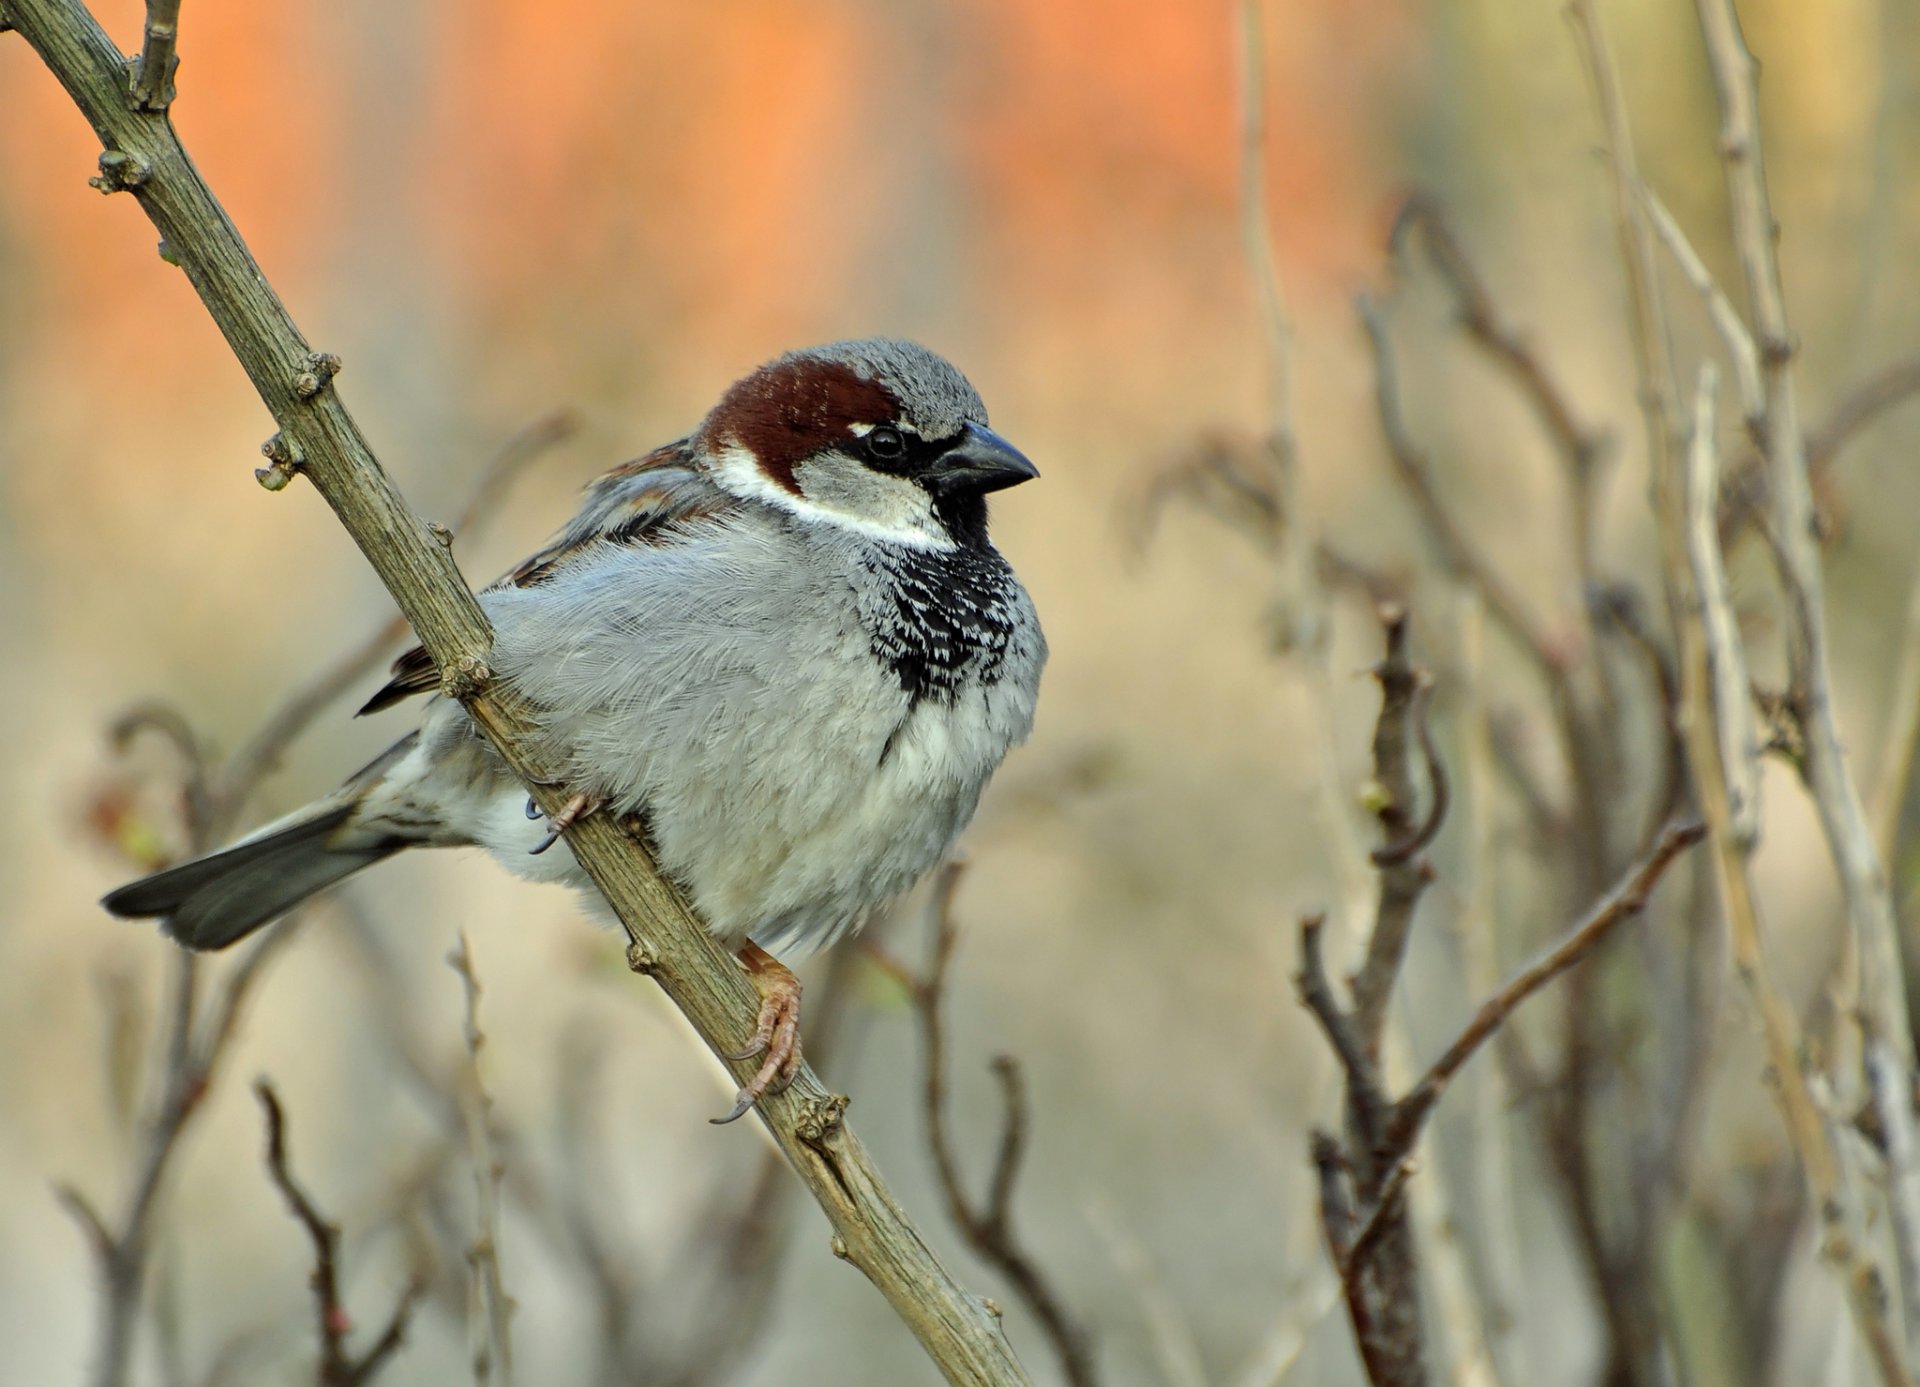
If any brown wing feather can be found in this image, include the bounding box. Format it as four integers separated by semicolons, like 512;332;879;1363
357;441;725;716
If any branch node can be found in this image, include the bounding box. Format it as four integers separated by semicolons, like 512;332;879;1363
256;431;305;491
830;1235;851;1261
795;1092;850;1143
89;149;150;194
427;521;455;548
623;942;657;976
127;47;177;112
439;654;493;701
292;351;342;400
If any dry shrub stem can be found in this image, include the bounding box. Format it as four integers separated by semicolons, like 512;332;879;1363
2;3;1028;1383
876;865;1099;1387
57;406;562;1387
1689;16;1920;1352
448;936;514;1387
1693;0;1920;1372
255;1081;424;1387
1298;610;1704;1387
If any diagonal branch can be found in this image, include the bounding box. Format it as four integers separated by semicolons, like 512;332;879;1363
1387;820;1704;1149
1;4;1029;1383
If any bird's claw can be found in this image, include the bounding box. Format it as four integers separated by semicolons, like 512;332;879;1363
529;790;600;854
711;945;804;1124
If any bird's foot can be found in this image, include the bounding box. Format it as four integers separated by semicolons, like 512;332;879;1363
528;790;601;854
713;943;803;1125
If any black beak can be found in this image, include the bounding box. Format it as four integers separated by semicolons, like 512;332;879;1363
926;421;1039;496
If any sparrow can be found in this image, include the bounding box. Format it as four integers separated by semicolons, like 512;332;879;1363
104;338;1047;1121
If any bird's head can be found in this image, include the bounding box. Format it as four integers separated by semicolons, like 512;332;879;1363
694;338;1037;549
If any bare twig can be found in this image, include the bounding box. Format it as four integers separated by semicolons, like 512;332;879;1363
902;864;1098;1387
1389;192;1609;568
126;0;178;112
1695;0;1920;1365
1642;186;1765;429
1236;0;1328;658
1869;571;1920;863
1349;606;1441;1048
256;1080;423;1387
447;935;513;1387
4;4;1031;1380
1682;366;1762;844
1808;355;1920;471
1357;297;1563;677
213;409;573;819
1389;820;1705;1147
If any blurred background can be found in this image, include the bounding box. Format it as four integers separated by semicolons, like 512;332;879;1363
3;1;1918;1384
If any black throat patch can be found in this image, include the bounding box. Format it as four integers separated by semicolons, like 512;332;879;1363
860;542;1021;706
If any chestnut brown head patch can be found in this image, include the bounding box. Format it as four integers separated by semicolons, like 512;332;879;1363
701;357;900;495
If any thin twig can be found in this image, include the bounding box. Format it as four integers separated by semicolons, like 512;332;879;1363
127;0;178;112
447;935;513;1387
1808;355;1920;471
1349;606;1441;1049
1357;296;1563;677
1695;0;1920;1365
1389;820;1705;1147
1682;365;1762;844
255;1080;424;1387
1390;192;1609;535
1869;570;1920;864
909;864;1099;1387
1235;0;1314;631
1641;185;1765;429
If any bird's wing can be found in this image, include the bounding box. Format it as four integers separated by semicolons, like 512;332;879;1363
358;440;728;715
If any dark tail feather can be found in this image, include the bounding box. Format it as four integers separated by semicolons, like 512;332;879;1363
103;803;398;950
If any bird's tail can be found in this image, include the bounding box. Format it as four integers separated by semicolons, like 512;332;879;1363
103;733;421;951
103;802;400;950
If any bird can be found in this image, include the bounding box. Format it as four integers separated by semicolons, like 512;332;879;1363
103;338;1047;1122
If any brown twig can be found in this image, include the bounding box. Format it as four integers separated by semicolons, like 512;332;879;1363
1357;297;1563;679
213;409;573;818
1388;820;1705;1148
447;935;513;1387
126;0;178;112
1236;0;1320;655
1390;193;1608;488
901;863;1099;1387
255;1080;423;1387
1349;606;1441;1049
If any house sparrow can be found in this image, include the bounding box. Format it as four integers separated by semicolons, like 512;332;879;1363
104;338;1047;1121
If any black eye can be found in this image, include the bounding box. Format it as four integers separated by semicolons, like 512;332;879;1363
865;426;907;462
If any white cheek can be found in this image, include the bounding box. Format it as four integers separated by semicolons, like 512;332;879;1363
709;444;954;550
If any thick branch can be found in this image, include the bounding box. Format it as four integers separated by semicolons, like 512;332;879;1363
2;4;1027;1381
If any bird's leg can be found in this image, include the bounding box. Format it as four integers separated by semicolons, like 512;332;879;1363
712;942;804;1125
528;790;601;854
